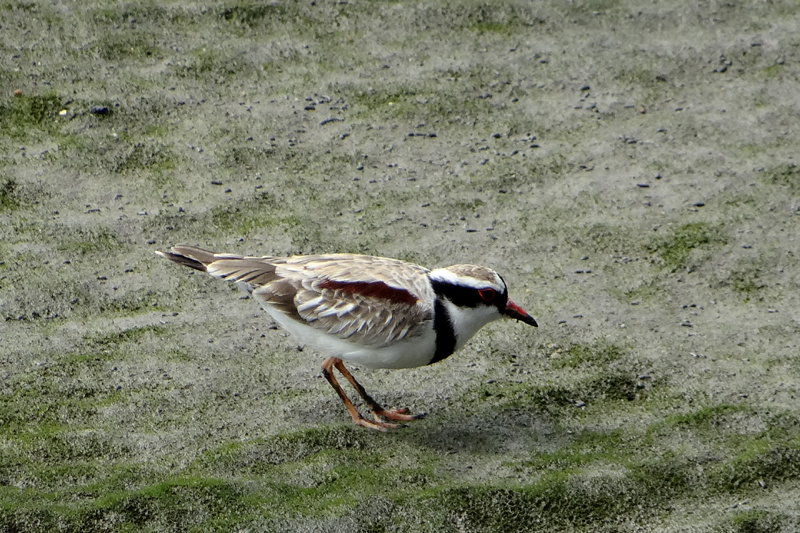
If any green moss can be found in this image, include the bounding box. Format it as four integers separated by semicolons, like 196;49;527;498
647;222;727;271
84;325;168;349
763;162;800;191
96;32;161;61
0;178;20;212
0;92;62;140
726;509;793;533
730;265;765;294
760;63;784;79
713;441;800;492
662;403;746;429
56;227;123;255
217;1;291;26
112;142;177;174
210;198;301;237
551;341;627;369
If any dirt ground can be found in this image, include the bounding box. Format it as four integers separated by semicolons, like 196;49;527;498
1;1;799;531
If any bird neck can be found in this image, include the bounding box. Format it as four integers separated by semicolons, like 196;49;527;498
441;299;499;350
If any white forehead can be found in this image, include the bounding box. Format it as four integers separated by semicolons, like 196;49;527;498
429;266;505;291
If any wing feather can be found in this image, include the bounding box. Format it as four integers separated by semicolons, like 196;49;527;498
253;255;434;347
161;246;435;348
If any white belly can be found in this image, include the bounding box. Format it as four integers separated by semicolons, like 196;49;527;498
262;306;437;369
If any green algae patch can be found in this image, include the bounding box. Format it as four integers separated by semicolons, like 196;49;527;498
647;222;728;271
0;92;62;140
0;178;21;212
550;341;628;369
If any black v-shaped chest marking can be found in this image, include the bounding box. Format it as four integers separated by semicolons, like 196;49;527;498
429;299;457;365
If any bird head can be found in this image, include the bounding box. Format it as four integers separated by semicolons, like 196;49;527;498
429;265;537;349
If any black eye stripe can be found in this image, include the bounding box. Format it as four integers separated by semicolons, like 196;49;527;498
430;280;507;309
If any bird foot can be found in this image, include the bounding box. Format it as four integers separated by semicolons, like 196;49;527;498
371;407;427;422
355;417;404;431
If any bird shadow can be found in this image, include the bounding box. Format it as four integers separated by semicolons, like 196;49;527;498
398;406;559;456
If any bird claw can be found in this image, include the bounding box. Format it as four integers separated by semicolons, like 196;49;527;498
357;417;403;431
371;407;426;423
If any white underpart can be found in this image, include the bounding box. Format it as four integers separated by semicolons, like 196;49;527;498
260;304;437;370
440;299;503;351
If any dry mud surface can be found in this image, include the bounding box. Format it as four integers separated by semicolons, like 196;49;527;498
1;1;799;532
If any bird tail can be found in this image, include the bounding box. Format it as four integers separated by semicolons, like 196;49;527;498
156;245;280;287
155;245;218;272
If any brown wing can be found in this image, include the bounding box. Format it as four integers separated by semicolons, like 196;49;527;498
158;246;434;347
255;255;435;348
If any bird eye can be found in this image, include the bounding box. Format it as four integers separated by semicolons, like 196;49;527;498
478;288;496;302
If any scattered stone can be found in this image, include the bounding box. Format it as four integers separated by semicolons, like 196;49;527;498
89;105;109;115
211;180;223;185
320;117;343;125
637;183;650;188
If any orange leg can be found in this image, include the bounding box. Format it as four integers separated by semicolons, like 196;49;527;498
320;357;425;430
332;359;426;423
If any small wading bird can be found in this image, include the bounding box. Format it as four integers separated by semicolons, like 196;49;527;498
157;245;537;430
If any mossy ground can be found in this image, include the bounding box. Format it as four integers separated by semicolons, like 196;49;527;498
1;0;799;531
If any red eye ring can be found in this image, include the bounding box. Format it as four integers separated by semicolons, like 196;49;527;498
478;288;496;302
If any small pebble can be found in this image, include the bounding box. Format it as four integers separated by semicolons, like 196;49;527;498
211;180;223;185
636;183;650;188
